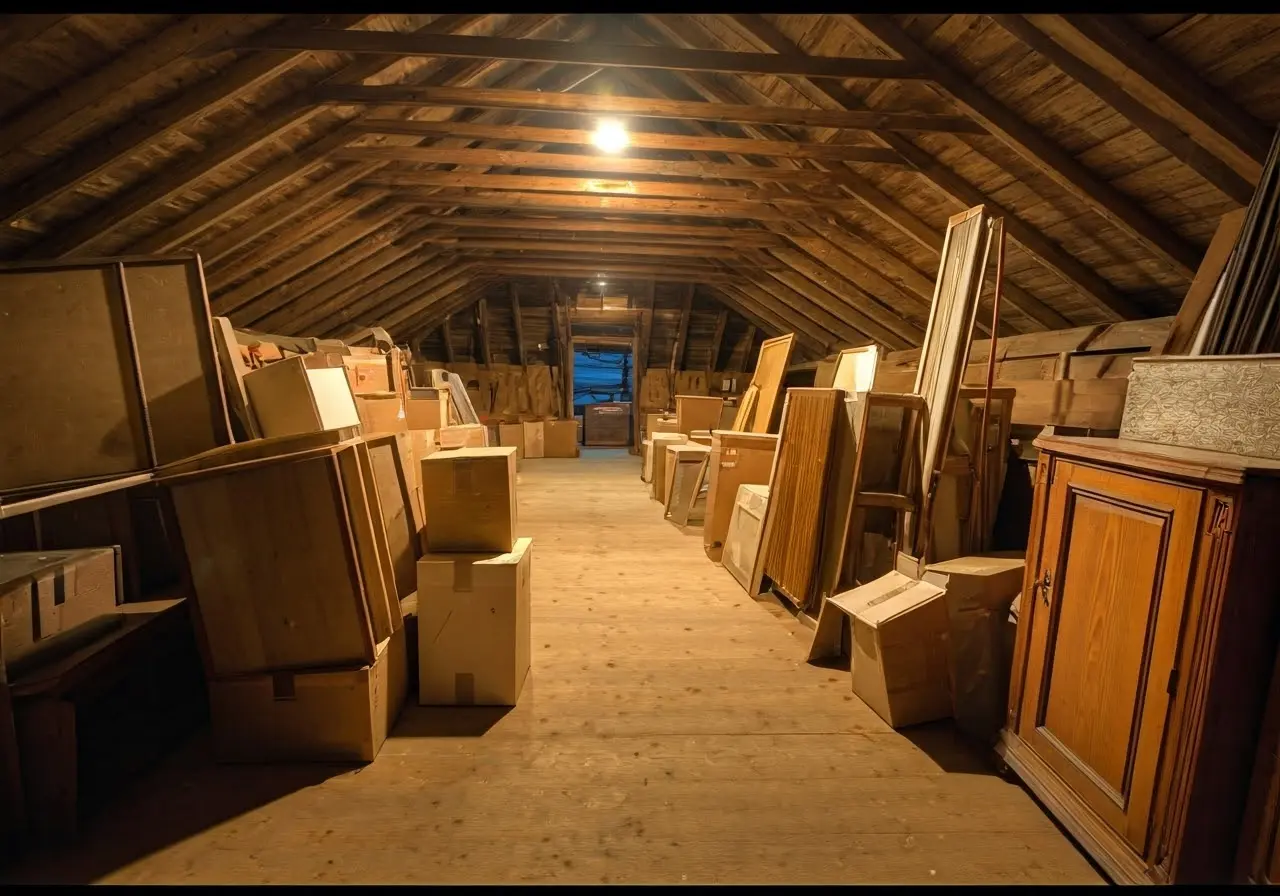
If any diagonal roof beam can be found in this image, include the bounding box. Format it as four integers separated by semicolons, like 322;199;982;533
717;13;1140;322
844;14;1200;277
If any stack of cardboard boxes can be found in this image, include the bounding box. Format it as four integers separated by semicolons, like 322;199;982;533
417;447;532;707
497;419;581;459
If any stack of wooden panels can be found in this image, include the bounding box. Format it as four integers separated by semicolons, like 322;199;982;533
0;255;233;497
159;431;412;763
758;388;844;611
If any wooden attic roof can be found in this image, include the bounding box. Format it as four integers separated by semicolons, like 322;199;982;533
1;13;1277;362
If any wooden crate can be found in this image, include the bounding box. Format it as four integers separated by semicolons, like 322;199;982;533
0;255;232;494
584;402;631;446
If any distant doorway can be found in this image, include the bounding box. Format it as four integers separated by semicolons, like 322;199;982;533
572;348;632;420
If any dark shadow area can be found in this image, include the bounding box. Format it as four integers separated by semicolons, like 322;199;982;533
0;728;348;885
899;719;1001;776
391;704;513;738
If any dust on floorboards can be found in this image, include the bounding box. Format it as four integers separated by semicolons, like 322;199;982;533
3;449;1102;885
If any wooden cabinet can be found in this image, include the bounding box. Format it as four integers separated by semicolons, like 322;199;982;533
999;435;1280;884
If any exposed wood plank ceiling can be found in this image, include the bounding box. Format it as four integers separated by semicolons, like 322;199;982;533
1;12;1276;362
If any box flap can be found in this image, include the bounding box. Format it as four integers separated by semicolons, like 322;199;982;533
845;571;945;628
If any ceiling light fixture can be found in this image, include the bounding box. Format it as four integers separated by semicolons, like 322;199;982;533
591;119;629;154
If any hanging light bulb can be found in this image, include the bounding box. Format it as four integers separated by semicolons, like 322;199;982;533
591;119;629;154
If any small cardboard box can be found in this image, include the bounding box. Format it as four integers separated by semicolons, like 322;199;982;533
343;355;392;395
404;388;449;430
830;571;951;729
499;423;525;459
208;627;407;763
0;548;122;666
244;357;361;438
544;420;579;458
924;553;1025;744
417;538;532;706
438;424;488;450
354;392;407;435
522;421;545;459
420;447;518;553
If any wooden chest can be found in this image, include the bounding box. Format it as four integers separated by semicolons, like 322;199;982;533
998;435;1280;884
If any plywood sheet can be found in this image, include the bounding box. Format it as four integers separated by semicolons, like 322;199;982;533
748;334;796;434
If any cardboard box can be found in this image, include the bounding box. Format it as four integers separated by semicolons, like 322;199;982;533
209;628;407;763
0;548;122;667
355;392;407;435
499;423;525;459
812;571;951;729
584;402;631;446
675;395;724;436
522;421;545;459
438;424;488;449
343;355;392;395
924;553;1025;744
649;433;688;501
544;420;579;458
404;388;449;430
244;357;361;438
417;538;532;706
420;447;518;553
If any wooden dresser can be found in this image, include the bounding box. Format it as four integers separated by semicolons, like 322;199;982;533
998;435;1280;884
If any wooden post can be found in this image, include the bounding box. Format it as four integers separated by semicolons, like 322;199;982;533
509;282;527;369
670;282;693;379
633;278;655;452
476;296;492;368
708;307;728;380
441;315;455;364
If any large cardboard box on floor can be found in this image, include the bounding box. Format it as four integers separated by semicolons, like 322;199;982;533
354;392;407;435
417;538;532;706
244;357;361;438
0;548;122;667
209;628;407;763
420;447;518;553
923;553;1025;744
812;571;951;729
544;420;579;458
498;423;525;459
522;421;545;458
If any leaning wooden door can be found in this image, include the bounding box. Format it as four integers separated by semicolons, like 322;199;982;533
1017;459;1202;856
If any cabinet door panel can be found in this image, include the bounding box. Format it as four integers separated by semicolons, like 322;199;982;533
1018;461;1201;857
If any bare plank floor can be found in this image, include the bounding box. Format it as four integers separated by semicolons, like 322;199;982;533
3;449;1102;885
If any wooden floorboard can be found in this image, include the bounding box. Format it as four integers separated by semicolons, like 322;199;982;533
2;449;1102;884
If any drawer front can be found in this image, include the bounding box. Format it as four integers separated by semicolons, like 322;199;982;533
1017;459;1202;857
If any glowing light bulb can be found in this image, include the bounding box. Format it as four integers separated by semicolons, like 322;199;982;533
591;119;629;154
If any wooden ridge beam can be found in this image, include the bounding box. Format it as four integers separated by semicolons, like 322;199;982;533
722;13;1137;322
334;145;870;183
317;84;988;134
1044;14;1271;182
19;13;494;259
846;14;1200;276
993;15;1256;205
0;13;372;234
233;26;928;81
349;118;907;163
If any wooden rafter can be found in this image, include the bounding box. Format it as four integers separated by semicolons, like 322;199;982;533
707;308;728;375
993;15;1256;205
509;282;527;367
1041;14;1271;182
476;296;492;367
317;84;988;133
441;315;456;363
844;14;1201;276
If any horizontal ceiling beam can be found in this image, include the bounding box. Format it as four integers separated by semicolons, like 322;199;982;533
348;118;907;162
446;237;748;258
482;260;740;282
232;27;928;81
315;84;988;134
401;189;817;221
405;213;782;245
335;145;865;183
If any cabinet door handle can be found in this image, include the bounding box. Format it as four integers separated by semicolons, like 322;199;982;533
1037;569;1052;606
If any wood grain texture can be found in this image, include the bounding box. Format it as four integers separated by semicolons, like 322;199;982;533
1;451;1100;885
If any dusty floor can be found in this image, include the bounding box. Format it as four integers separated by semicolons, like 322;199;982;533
4;449;1102;884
